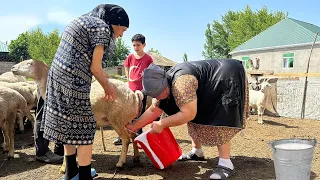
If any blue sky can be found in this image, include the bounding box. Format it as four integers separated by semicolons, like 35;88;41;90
1;0;320;63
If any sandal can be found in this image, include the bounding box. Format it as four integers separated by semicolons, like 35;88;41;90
178;151;205;161
209;165;235;179
61;168;97;180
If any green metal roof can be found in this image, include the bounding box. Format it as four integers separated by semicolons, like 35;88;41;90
0;41;9;52
230;18;320;54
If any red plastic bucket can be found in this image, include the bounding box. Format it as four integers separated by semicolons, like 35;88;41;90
134;127;182;169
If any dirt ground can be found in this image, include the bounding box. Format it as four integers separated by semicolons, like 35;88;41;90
0;115;319;180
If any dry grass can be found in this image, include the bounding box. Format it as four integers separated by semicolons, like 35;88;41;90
0;115;319;180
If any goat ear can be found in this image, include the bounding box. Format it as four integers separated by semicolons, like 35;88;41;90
258;78;265;84
262;78;270;83
266;78;270;82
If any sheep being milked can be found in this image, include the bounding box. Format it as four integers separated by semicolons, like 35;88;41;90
11;59;146;172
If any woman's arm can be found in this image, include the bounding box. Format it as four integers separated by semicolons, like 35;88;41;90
150;75;198;134
90;45;108;88
88;20;116;100
126;103;163;132
90;45;115;100
159;99;197;128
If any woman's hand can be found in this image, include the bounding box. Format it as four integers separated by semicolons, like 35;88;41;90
125;123;137;135
149;121;164;134
103;83;116;101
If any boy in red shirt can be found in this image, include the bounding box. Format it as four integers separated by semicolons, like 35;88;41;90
113;34;153;145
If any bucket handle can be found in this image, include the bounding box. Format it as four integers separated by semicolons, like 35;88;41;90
313;137;317;146
268;141;277;153
268;141;274;148
134;141;143;149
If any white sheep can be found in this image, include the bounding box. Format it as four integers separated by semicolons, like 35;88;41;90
11;59;145;172
0;71;27;83
0;86;29;159
249;80;272;124
0;82;36;132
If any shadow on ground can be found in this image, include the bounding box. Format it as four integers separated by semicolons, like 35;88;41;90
263;119;299;128
0;127;44;178
90;153;316;180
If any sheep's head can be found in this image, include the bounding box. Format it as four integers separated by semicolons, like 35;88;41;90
11;59;48;80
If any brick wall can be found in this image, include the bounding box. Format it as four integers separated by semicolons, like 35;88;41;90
0;62;16;75
276;79;320;120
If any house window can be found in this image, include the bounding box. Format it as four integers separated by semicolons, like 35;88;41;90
241;56;250;69
283;53;294;68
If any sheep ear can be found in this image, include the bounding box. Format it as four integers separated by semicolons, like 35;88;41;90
135;90;144;101
261;78;269;83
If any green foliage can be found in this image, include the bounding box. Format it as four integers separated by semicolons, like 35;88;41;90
27;28;61;66
183;52;188;62
148;48;161;55
106;37;131;67
203;5;287;59
8;32;31;62
9;28;61;65
9;28;131;67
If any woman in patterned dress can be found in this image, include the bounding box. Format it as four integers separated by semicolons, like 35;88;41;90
126;60;249;180
41;4;129;180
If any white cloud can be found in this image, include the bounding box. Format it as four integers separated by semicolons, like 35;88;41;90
0;15;42;42
47;10;76;25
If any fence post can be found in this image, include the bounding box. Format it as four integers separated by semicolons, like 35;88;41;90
300;32;318;119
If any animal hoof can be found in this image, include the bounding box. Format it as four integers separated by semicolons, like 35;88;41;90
7;154;14;160
59;166;66;174
116;162;124;168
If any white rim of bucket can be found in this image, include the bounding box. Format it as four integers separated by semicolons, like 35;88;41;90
269;138;317;151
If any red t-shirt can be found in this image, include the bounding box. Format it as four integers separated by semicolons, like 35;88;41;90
124;53;153;91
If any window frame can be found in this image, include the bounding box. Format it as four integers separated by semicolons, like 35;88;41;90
241;56;250;69
282;53;294;68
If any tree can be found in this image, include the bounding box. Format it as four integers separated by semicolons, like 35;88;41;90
8;32;31;62
106;37;130;67
27;28;61;66
9;28;61;66
183;52;188;62
148;48;161;55
9;28;130;67
202;5;287;59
